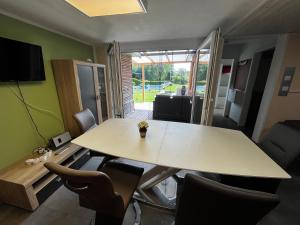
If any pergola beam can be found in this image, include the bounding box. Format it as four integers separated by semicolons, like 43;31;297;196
139;50;196;57
185;50;191;62
141;64;145;102
143;52;155;63
132;60;208;65
133;61;190;65
134;50;208;57
165;51;170;63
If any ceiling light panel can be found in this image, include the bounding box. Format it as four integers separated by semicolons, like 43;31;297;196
65;0;147;17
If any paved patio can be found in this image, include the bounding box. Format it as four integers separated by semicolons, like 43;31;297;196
134;102;153;111
127;109;153;120
126;102;153;120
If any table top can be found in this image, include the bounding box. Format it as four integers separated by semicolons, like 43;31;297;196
72;119;290;179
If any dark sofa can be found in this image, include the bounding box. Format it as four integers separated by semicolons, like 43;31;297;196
152;95;203;123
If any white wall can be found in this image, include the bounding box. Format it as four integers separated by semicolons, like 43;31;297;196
239;37;277;60
253;34;300;142
222;43;244;60
222;43;244;87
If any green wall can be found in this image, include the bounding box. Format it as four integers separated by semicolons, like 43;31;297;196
0;14;94;169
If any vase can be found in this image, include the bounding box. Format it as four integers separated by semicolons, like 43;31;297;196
139;128;147;138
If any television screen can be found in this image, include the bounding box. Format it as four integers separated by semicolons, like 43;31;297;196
0;37;45;81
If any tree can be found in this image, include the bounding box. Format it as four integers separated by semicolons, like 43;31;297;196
197;64;208;82
132;64;142;80
172;68;189;84
132;63;174;82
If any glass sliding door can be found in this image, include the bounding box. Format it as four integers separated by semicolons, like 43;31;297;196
191;28;224;126
190;49;210;124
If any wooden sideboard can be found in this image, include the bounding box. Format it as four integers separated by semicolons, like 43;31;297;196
0;144;89;211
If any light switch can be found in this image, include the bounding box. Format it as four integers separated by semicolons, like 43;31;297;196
278;67;296;96
284;75;292;81
281;86;289;92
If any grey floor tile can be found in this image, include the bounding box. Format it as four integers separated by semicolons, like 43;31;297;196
0;204;31;225
21;205;68;225
6;157;300;225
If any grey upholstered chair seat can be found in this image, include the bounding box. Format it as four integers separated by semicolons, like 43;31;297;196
73;108;98;132
175;174;279;225
259;122;300;170
219;121;300;193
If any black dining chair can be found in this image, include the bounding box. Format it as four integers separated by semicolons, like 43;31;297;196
175;174;279;225
73;108;116;169
73;108;98;133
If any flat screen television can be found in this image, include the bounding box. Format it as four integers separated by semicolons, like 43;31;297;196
0;37;45;81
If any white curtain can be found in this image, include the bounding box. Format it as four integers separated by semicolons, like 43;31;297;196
108;41;124;118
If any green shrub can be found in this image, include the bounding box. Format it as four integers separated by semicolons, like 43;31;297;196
145;80;166;85
132;78;142;86
133;79;169;86
196;80;206;86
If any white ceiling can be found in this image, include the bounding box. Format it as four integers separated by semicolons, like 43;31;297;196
225;0;300;37
0;0;260;44
0;0;300;45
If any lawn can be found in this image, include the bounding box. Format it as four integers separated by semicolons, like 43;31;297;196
133;84;183;103
164;84;182;92
133;83;206;103
133;89;160;103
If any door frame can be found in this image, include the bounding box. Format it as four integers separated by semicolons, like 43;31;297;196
190;28;224;125
216;59;234;117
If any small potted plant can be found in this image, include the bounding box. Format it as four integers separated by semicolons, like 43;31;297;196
138;121;149;138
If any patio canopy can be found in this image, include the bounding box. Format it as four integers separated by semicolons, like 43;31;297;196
131;50;209;64
129;50;210;102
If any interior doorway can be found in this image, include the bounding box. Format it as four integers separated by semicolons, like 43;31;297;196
244;49;275;136
214;59;234;116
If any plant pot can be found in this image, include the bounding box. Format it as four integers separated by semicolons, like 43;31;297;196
139;128;147;138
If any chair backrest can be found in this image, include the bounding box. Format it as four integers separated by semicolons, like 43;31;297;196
73;108;98;133
44;162;124;218
259;122;300;169
175;174;279;225
192;96;203;124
